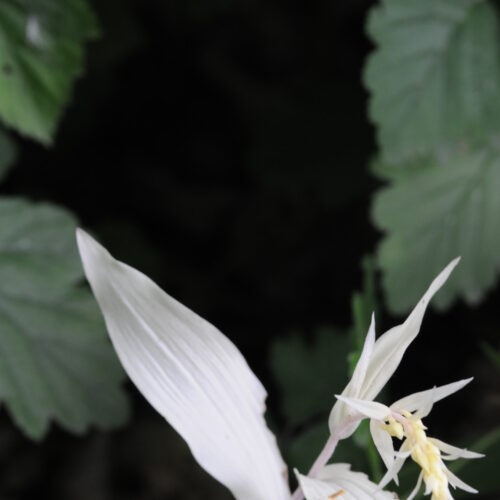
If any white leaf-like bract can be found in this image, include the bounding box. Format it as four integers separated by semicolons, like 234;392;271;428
76;229;290;500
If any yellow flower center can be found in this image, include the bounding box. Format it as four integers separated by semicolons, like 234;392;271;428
385;411;450;500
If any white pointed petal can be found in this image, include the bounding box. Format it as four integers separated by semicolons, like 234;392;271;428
335;395;390;420
394;450;411;459
407;471;424;500
429;438;484;460
76;229;290;500
378;440;411;490
391;378;473;417
360;258;460;401
329;315;376;438
349;314;376;396
445;468;478;493
295;469;347;500
296;464;395;500
413;386;436;419
370;419;395;471
423;478;433;496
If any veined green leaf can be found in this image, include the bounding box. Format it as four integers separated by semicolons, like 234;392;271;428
0;0;99;144
373;146;500;313
365;0;500;164
0;197;129;439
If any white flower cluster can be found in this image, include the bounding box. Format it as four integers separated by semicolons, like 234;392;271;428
77;229;482;500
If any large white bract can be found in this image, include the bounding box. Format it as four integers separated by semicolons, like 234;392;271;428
76;229;290;500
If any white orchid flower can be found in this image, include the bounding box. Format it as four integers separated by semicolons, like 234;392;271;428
336;379;484;500
295;464;395;500
329;258;460;441
76;229;291;500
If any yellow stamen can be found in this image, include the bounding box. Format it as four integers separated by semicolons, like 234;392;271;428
328;490;344;499
393;411;451;500
382;416;404;440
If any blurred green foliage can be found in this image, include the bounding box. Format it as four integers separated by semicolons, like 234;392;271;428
0;197;129;439
0;129;17;181
365;0;500;165
481;342;500;371
0;0;98;143
373;148;500;312
367;0;500;313
0;0;129;441
450;427;500;498
271;327;349;427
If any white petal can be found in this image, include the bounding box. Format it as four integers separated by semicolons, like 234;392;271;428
445;468;478;493
370;419;395;471
296;464;395;500
349;313;376;396
76;229;290;500
407;471;424;500
378;440;411;490
360;258;460;401
334;395;390;420
413;386;436;419
295;470;346;500
391;378;473;418
329;315;376;438
429;438;484;460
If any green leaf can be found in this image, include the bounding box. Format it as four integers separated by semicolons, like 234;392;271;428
0;129;17;181
0;197;129;439
365;0;500;165
285;423;330;473
449;427;500;498
373;146;500;313
0;0;99;144
270;327;349;425
481;342;500;371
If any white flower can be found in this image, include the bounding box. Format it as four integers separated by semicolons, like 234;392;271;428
336;379;484;500
329;259;460;440
295;464;396;500
76;229;290;500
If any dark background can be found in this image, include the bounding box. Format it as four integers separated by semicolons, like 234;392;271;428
1;0;499;498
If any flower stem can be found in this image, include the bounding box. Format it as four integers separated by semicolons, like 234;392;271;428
290;434;339;500
290;417;359;500
309;433;340;477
